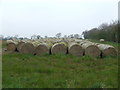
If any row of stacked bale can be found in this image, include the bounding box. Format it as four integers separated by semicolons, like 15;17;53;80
6;39;118;57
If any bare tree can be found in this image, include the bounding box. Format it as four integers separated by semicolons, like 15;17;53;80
98;23;108;30
56;33;61;38
63;35;67;38
74;34;80;39
31;35;37;40
13;35;19;40
37;35;41;39
45;35;47;38
68;34;74;38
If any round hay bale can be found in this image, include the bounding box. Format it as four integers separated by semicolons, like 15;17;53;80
79;40;92;45
16;41;25;52
35;43;50;55
6;40;17;52
81;43;101;57
80;42;87;45
68;43;83;56
75;39;83;43
51;42;67;54
99;39;105;42
97;44;117;57
20;42;35;54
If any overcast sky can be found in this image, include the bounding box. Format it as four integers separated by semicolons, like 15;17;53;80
0;0;119;38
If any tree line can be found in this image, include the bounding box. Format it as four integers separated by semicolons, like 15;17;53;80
82;20;120;42
0;33;83;40
1;20;119;42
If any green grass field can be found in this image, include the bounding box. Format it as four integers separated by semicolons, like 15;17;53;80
2;40;119;88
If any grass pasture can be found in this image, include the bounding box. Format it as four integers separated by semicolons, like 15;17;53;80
2;40;119;88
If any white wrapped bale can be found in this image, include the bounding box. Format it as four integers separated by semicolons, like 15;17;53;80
99;39;105;42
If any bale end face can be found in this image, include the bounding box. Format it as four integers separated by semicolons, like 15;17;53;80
7;43;16;52
68;44;83;56
35;44;49;55
102;47;117;57
20;43;35;54
85;45;101;57
17;42;25;52
51;43;67;54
